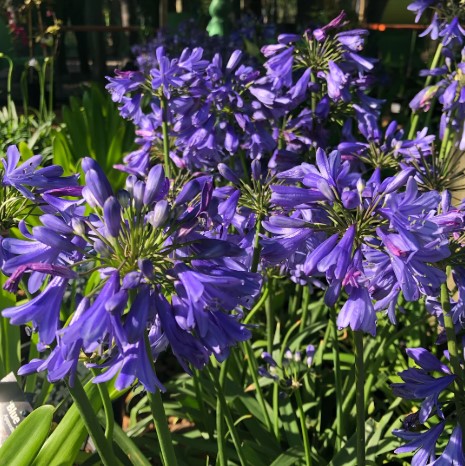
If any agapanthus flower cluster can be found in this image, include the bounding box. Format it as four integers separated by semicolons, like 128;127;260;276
262;148;460;335
391;347;465;465
408;0;465;47
107;45;279;174
1;153;262;392
410;46;465;150
4;6;465;465
132;15;272;73
338;120;435;170
107;11;378;177
406;0;465;196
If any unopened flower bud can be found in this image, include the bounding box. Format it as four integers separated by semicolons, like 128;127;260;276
125;175;137;195
306;345;315;367
218;163;240;185
133;180;145;211
261;351;277;367
71;218;86;236
103;196;121;237
147;200;169;228
117;189;131;209
144;164;166;205
94;238;112;258
251;159;262;181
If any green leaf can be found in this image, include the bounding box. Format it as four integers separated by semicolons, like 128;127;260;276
17;141;33;160
32;381;102;466
279;396;301;448
269;446;304;466
98;414;152;466
0;405;54;466
52;132;76;176
0;274;20;377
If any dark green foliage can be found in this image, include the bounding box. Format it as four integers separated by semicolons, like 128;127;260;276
53;85;136;190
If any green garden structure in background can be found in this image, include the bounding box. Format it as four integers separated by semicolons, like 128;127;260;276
207;0;232;36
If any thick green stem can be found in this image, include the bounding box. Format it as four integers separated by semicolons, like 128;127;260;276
295;388;312;466
243;341;275;436
66;378;118;466
440;277;465;437
215;362;227;466
47;57;54;118
310;71;317;114
408;43;443;139
330;306;343;449
243;284;269;324
91;369;114;446
439;124;451;161
0;55;13;117
147;390;178;466
273;382;280;440
354;331;365;466
251;214;262;274
265;279;274;354
38;63;46;121
300;285;310;330
160;95;171;178
143;331;178;466
193;369;213;439
210;366;247;466
20;69;29;121
251;213;273;354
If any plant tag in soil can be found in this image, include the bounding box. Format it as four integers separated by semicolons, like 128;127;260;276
0;372;33;446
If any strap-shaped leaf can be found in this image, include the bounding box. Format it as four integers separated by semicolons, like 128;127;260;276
0;405;54;466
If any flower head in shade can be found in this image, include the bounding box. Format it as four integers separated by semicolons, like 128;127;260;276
393;413;464;465
393;422;445;466
430;425;465;465
258;344;315;395
391;347;454;423
407;0;439;23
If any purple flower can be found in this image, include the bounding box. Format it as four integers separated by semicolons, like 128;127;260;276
336;29;368;52
106;70;144;103
325;61;349;101
262;45;294;87
420;12;440;40
337;250;376;335
61;272;121;351
393;422;444;465
337;285;376;335
155;293;209;373
103;197;122;237
2;277;68;347
92;338;165;392
1;145;78;200
150;46;187;97
82;157;113;208
439;17;465;47
392;348;454;422
407;0;438;23
430;425;465;465
315;224;356;280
